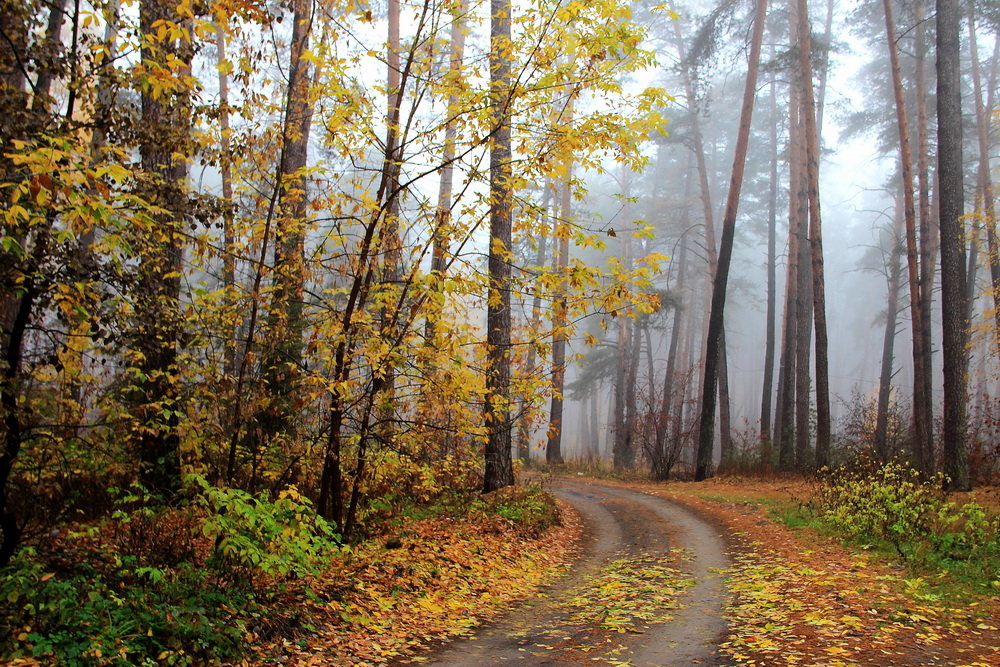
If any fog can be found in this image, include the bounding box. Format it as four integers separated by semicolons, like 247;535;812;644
526;0;999;470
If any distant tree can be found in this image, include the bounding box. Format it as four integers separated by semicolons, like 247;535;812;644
651;235;689;480
547;170;571;466
758;65;779;468
875;187;905;460
967;2;1000;341
426;0;468;343
882;0;933;472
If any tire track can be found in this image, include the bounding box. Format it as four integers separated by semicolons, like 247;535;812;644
418;477;731;666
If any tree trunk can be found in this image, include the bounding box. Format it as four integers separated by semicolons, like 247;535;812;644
875;187;905;460
936;0;970;491
626;311;642;466
695;0;768;481
883;0;933;473
613;266;634;469
483;0;515;493
814;0;835;136
134;0;194;496
0;276;35;565
671;288;694;465
794;199;812;469
29;0;69;113
796;0;832;469
718;328;734;469
547;171;571;465
915;0;936;472
759;67;779;469
792;84;812;468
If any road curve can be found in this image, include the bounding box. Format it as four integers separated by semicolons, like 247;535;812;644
419;477;731;666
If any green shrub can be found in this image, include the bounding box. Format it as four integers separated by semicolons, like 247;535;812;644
188;475;341;586
0;548;253;665
815;462;941;559
814;461;1000;586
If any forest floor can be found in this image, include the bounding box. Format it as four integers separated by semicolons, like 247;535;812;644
272;475;1000;666
596;476;1000;666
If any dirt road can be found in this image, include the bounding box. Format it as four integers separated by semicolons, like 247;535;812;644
419;477;731;666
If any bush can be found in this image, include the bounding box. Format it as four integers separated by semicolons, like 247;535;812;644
475;483;561;538
0;548;253;665
814;461;1000;581
189;475;341;586
0;477;343;665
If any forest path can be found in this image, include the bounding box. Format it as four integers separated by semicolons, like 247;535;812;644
415;477;731;666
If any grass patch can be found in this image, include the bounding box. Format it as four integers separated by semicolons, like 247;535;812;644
659;473;1000;601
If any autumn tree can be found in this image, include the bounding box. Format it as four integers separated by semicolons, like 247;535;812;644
130;0;197;496
483;0;515;492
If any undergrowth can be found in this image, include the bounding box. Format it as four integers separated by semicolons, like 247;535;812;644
807;462;1000;595
0;476;340;665
0;474;561;664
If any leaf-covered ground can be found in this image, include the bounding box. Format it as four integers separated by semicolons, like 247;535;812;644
246;476;999;666
253;499;583;665
634;478;1000;667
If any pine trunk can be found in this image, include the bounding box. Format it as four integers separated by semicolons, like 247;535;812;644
796;0;832;468
695;0;768;480
884;0;933;472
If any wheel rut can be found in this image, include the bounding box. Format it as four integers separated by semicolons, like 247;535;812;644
415;477;731;666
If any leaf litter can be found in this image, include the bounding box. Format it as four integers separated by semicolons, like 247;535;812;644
634;478;1000;667
256;499;583;665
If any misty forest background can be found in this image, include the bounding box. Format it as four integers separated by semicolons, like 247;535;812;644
1;0;999;661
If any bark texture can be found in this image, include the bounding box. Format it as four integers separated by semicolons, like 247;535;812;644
484;0;515;492
936;0;970;490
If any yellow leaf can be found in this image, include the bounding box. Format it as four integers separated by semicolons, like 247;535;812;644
418;597;443;614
